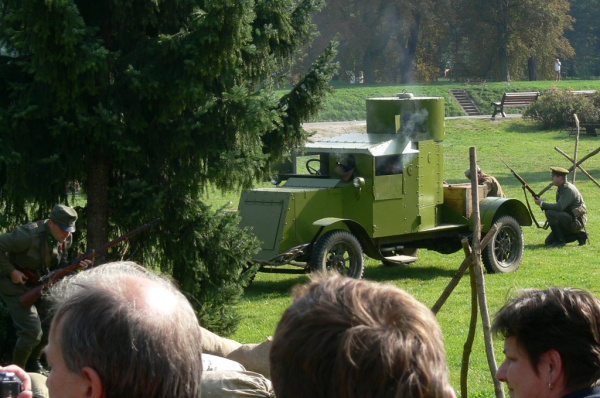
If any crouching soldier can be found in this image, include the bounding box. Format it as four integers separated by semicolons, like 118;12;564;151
535;167;588;248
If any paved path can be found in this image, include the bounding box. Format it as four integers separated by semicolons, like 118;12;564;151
304;114;522;140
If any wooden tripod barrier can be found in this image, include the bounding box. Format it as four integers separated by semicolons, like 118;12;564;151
431;148;504;398
538;146;600;197
555;146;600;189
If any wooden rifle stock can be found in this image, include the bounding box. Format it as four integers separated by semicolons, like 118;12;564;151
18;219;158;309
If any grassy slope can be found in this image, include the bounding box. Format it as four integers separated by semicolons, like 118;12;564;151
225;112;600;397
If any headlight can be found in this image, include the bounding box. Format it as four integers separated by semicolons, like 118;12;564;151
271;175;281;185
353;177;365;188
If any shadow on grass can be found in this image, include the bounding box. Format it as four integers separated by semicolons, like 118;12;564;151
243;261;458;299
365;262;458;281
243;274;309;299
496;119;542;134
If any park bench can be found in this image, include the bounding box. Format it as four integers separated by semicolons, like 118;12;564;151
491;91;540;119
569;89;597;97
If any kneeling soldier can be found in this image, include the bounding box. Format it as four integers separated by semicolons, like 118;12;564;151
535;167;588;248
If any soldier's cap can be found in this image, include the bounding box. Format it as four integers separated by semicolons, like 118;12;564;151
464;166;481;179
550;166;569;176
50;205;78;232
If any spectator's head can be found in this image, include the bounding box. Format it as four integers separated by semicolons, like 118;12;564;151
45;261;203;398
270;273;454;398
493;287;600;397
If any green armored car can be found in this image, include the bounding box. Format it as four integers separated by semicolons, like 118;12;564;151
238;95;532;278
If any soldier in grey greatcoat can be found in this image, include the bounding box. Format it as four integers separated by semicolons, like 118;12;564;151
535;167;588;248
0;205;89;372
465;166;506;198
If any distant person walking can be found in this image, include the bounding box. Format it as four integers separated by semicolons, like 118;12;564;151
555;58;562;81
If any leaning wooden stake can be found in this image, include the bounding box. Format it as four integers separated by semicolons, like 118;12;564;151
469;148;504;398
538;146;600;197
461;242;478;398
573;114;580;183
555;146;600;188
431;227;497;315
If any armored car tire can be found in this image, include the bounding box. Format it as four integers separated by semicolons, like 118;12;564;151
482;215;524;274
310;230;365;278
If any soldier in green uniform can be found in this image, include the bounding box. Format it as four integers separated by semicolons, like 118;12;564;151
535;167;588;248
0;204;90;372
464;166;506;197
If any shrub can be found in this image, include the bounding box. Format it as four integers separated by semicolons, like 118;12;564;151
524;89;600;129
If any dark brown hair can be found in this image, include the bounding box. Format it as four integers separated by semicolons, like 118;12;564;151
270;273;451;398
493;287;600;390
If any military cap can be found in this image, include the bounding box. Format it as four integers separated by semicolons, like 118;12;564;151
550;166;569;176
464;166;481;179
50;204;78;232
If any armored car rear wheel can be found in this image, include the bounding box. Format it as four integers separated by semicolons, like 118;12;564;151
482;215;523;273
310;230;364;278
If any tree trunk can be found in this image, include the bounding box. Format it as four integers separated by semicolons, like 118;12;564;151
527;57;538;81
86;152;110;261
399;15;421;84
498;46;510;81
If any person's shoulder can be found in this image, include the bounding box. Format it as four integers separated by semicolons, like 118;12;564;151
13;221;45;238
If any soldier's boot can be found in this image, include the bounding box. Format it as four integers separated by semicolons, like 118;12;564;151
544;231;555;246
578;231;589;246
25;358;45;374
548;225;566;248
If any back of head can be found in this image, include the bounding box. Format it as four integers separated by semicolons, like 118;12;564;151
493;287;600;390
47;261;203;398
270;273;450;398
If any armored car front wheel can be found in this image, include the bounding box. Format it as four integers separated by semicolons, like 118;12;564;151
482;215;523;273
310;230;364;278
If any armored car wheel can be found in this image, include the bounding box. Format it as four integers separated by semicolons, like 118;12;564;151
482;215;523;273
310;230;364;278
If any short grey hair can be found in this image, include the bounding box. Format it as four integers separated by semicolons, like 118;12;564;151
47;261;203;398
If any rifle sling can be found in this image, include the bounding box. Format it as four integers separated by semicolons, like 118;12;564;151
521;186;544;229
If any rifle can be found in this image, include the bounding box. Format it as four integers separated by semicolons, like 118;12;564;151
18;218;159;309
498;157;539;200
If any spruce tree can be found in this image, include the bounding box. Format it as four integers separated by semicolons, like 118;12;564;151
0;0;337;334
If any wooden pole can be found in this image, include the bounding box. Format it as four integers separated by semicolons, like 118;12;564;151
573;114;580;183
431;226;497;315
469;147;504;398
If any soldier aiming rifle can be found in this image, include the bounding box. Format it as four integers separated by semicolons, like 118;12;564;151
0;205;92;372
0;206;157;373
500;159;589;248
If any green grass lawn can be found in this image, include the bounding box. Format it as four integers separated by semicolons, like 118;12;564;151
221;116;600;398
304;80;600;120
